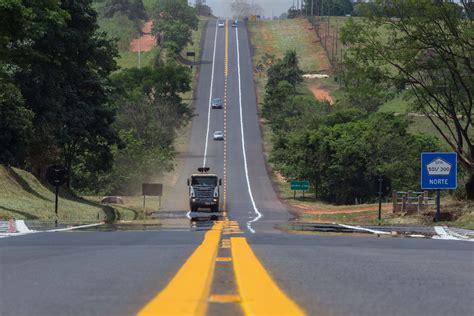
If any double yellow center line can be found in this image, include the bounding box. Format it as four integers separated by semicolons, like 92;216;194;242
137;221;304;315
137;19;305;316
223;19;229;211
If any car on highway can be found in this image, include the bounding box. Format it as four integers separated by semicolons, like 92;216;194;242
213;131;224;140
232;20;238;28
218;21;225;28
211;98;223;109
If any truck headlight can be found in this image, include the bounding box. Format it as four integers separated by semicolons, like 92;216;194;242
192;198;196;202
213;198;217;202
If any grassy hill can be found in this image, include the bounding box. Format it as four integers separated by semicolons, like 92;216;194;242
0;165;135;222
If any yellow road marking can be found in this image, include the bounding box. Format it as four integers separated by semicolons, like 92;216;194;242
137;223;223;316
223;18;229;210
216;257;233;262
231;237;306;316
209;294;241;303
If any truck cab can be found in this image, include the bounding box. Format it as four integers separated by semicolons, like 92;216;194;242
187;168;222;212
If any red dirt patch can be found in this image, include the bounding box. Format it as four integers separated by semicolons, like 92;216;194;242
309;84;334;104
293;204;391;215
129;21;156;52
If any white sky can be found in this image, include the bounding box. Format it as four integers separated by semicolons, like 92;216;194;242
200;0;297;18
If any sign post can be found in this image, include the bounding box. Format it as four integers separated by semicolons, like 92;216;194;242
421;152;457;222
290;181;310;199
142;183;163;218
46;164;67;227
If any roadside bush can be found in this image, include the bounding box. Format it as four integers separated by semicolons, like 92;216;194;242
271;112;442;204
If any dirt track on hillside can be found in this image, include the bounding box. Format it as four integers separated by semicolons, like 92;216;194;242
129;21;156;52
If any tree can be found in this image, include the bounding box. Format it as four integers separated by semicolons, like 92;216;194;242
231;0;263;18
195;0;212;16
13;0;119;186
341;0;474;199
0;80;33;164
271;112;442;204
266;50;303;90
302;0;353;17
102;0;147;21
151;0;198;53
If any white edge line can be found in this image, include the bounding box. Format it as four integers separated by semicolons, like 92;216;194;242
0;222;105;238
45;222;105;233
235;25;262;233
338;223;390;235
203;20;219;168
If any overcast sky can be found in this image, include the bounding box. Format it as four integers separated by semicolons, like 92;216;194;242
200;0;296;18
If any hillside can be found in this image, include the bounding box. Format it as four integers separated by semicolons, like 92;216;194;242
0;165;115;222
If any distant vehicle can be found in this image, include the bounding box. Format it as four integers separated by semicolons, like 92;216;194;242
213;131;224;140
187;167;222;212
218;21;225;28
232;20;238;27
211;98;223;109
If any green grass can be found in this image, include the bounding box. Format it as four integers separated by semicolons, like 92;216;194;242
378;91;412;113
117;49;159;70
248;18;330;104
0;165;121;222
98;13;141;51
85;196;148;221
180;16;209;107
0;164;140;222
142;0;157;12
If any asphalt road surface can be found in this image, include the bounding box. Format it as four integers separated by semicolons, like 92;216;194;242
1;20;473;316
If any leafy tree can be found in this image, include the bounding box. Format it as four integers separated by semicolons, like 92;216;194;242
102;0;147;21
231;0;263;18
151;0;198;53
82;63;193;194
266;50;303;90
111;63;191;103
195;0;212;16
271;112;442;204
0;80;33;164
98;129;174;194
303;0;353;17
341;0;474;199
13;0;119;186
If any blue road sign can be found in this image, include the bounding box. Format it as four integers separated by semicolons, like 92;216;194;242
421;152;457;189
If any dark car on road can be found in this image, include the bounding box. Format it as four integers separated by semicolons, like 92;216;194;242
211;98;223;109
232;20;238;28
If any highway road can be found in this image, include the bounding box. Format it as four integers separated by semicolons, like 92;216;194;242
1;20;474;316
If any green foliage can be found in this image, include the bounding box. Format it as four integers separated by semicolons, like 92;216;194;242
94;129;174;194
74;64;193;194
0;80;33;164
262;49;443;204
102;0;147;21
0;0;68;62
111;63;191;103
195;0;212;16
266;50;303;90
303;0;353;16
341;0;474;198
3;0;119;187
97;12;140;51
151;0;198;53
271;112;442;204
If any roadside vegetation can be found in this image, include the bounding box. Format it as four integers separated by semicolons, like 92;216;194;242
250;0;473;227
0;0;209;221
0;165;136;221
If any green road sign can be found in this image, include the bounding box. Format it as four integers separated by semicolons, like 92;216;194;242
290;180;310;191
